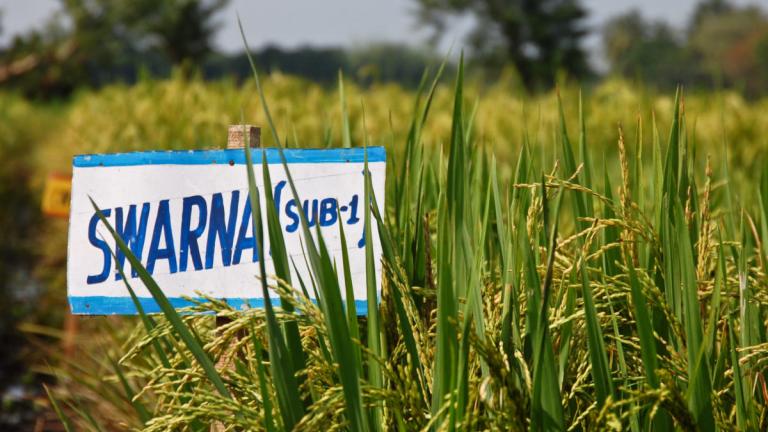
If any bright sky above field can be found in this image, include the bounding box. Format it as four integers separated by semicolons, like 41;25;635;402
0;0;763;65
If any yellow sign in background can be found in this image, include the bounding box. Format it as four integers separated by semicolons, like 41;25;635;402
42;174;72;218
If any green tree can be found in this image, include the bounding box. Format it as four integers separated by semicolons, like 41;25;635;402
602;11;699;89
689;0;734;32
91;0;229;65
688;1;768;95
603;1;768;96
757;33;768;79
417;0;591;90
0;0;228;97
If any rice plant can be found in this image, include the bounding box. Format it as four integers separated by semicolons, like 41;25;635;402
35;41;768;432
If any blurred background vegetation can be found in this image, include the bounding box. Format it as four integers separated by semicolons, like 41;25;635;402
1;0;767;429
1;0;767;97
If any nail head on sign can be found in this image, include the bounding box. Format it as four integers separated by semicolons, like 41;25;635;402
227;125;261;149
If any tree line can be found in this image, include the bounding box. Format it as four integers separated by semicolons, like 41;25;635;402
0;0;767;98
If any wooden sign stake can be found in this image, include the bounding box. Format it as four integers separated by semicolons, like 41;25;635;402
217;124;260;335
211;124;260;432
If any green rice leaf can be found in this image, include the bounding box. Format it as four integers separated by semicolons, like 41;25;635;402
88;198;232;400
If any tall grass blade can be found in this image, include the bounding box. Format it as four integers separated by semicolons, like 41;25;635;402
673;201;715;431
530;183;565;432
88;198;232;399
109;357;151;425
579;254;615;407
431;54;465;422
244;145;304;429
44;384;74;432
624;246;659;388
261;150;308;399
250;328;278;432
363;142;384;431
272;143;370;430
337;206;362;372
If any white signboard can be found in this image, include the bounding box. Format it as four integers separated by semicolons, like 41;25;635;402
67;147;386;315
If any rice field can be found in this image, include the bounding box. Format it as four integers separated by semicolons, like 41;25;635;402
7;55;768;430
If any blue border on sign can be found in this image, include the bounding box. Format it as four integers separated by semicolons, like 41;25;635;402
73;147;386;167
68;296;369;316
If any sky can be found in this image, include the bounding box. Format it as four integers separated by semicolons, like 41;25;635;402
0;0;763;60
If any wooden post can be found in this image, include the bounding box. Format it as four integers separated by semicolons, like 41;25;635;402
227;125;261;149
217;125;260;332
211;125;260;431
62;310;77;357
